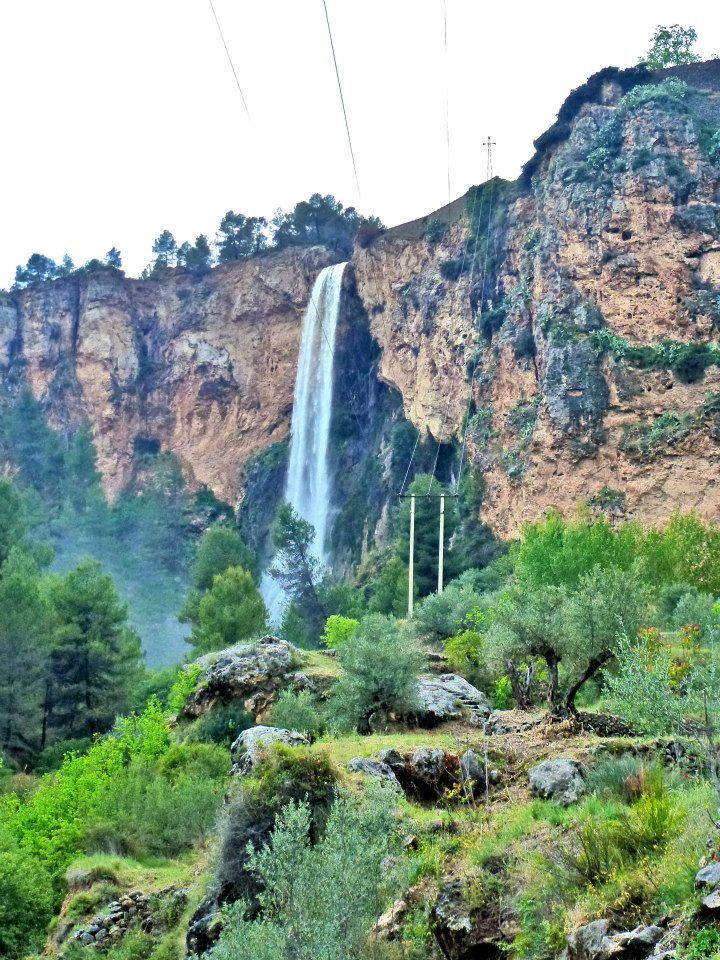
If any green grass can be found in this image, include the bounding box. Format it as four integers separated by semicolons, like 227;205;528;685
311;731;462;769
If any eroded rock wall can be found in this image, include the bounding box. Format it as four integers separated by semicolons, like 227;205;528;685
2;247;335;503
352;61;720;537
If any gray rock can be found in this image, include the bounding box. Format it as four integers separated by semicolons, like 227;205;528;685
459;749;484;792
375;748;404;769
415;674;492;723
612;926;665;951
565;919;615;960
347;757;400;785
431;879;504;959
702;888;720;913
543;338;609;435
231;725;308;775
696;862;720;887
529;758;586;806
183;636;298;719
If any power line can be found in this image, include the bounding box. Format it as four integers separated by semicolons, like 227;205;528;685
456;137;497;492
321;0;361;199
443;0;452;219
207;0;251;121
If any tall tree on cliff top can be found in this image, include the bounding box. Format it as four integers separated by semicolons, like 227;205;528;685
217;212;268;261
151;230;178;271
644;24;701;68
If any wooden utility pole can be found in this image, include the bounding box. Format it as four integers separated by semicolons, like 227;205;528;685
408;494;415;618
438;493;445;594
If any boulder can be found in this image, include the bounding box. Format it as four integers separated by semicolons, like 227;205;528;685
564;920;666;960
611;926;665;952
564;919;615;960
182;636;298;720
415;674;492;724
231;725;308;775
702;888;720;914
374;899;407;939
347;757;400;785
431;879;504;960
528;758;586;806
695;862;720;888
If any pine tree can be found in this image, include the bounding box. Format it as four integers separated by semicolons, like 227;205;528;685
47;559;141;740
104;247;122;269
0;552;50;758
151;230;177;271
191;566;267;654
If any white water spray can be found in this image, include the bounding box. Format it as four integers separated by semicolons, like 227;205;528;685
261;262;347;620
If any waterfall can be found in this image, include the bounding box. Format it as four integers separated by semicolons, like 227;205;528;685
261;261;347;621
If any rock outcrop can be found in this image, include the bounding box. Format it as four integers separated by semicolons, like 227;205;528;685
528;758;586;805
414;673;492;724
2;247;335;504
182;636;301;720
353;61;720;537
231;725;309;775
4;62;720;549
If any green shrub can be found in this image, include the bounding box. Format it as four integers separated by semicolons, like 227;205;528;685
558;817;620;884
321;614;360;649
268;690;324;738
681;923;720;960
329;615;423;731
86;755;225;857
440;258;463;281
493;675;512;709
585;755;649;803
183;703;253;747
424;218;447;244
34;738;93;774
210;782;402;960
614;768;684;858
0;837;54;958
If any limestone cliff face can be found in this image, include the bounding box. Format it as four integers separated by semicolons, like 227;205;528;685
1;247;335;503
352;61;720;537
4;62;720;548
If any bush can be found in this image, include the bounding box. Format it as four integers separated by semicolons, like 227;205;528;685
210;782;402;960
86;752;226;857
493;676;512;709
424;218;447;244
268;690;324;738
584;755;649;803
613;767;684;858
0;838;54;958
34;738;93;774
329;615;423;731
439;258;463;281
321;615;360;649
411;578;486;645
183;703;253;747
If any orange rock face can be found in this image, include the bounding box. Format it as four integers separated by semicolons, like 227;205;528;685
3;247;335;503
352;65;720;537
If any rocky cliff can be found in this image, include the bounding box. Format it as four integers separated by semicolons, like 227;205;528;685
0;246;335;503
353;60;720;537
3;61;720;548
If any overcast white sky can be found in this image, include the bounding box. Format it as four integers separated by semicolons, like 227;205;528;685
0;1;717;287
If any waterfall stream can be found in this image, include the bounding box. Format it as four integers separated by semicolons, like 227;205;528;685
261;261;347;621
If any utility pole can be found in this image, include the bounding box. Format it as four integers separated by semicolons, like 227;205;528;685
438;493;445;594
408;493;415;618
